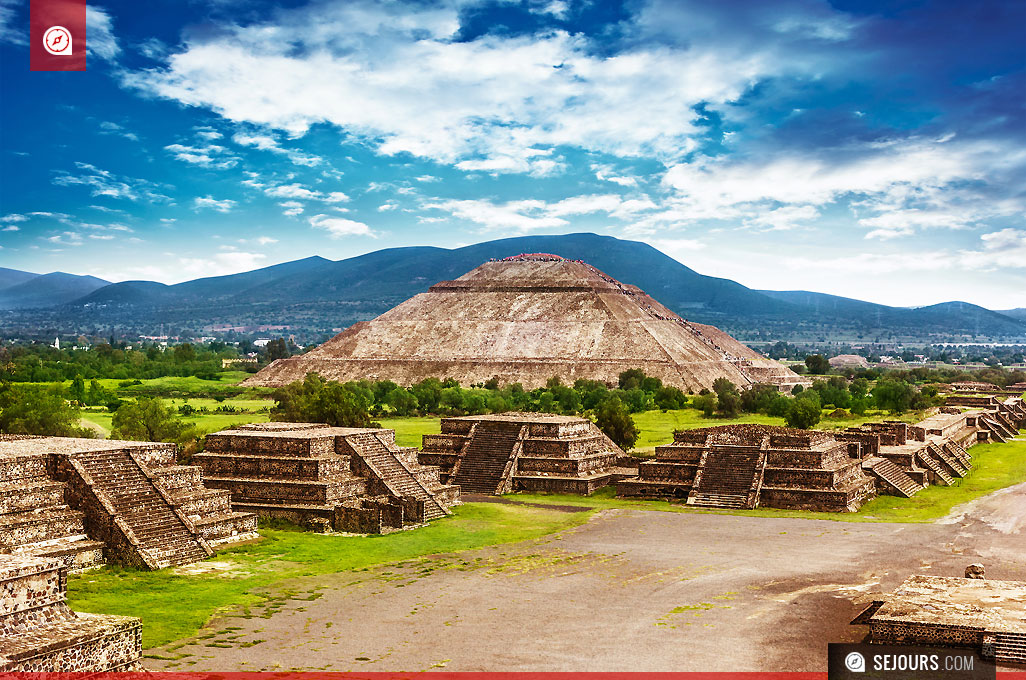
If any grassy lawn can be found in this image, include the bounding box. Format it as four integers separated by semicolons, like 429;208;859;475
376;416;442;448
514;433;1026;524
67;502;591;649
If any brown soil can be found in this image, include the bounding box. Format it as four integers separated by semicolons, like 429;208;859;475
145;483;1026;673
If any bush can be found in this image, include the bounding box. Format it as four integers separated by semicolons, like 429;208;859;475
785;399;822;429
594;397;639;450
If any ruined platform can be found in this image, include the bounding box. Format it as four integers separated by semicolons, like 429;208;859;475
0;554;141;672
0;436;257;570
198;422;459;533
419;412;629;495
243;255;805;392
855;575;1026;665
617;424;876;511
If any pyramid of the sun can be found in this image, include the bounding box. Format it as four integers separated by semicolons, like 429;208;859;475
243;254;805;391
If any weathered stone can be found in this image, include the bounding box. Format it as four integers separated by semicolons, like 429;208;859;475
242;254;806;392
0;554;142;672
966;563;986;579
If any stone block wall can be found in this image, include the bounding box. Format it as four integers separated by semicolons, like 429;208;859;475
0;554;142;672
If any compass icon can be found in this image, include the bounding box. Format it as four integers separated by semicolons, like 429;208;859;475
43;26;73;55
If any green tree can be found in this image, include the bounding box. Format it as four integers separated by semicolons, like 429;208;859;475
618;368;646;391
111;397;196;443
785;398;821;429
270;373;375;428
693;392;717;417
384;387;418;416
594;396;638;450
173;343;196;363
0;384;91;437
805;354;831;374
265;338;289;362
69;375;86;404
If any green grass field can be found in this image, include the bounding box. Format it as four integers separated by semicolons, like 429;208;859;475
376;416;442;447
67;502;591;649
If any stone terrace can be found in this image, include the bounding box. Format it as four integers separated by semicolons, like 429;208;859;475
197;423;459;533
0;554;141;672
420;412;630;495
855;575;1026;665
0;436;256;570
617;424;875;512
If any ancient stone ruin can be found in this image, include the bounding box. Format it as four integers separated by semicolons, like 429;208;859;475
242;254;805;392
617;424;876;511
0;554;141;671
0;436;256;570
419;413;631;495
196;423;460;533
853;574;1026;665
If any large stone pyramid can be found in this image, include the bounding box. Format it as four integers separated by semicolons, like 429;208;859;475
243;254;804;391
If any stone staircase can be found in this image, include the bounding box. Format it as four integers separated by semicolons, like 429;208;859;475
74;450;210;569
944;441;972;467
990;631;1026;665
0;459;105;572
915;449;954;486
928;443;969;478
347;433;450;520
686;445;765;509
981;416;1014;443
453;422;524;494
863;457;923;497
0;554;142;672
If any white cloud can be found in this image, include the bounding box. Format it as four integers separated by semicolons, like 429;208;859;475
194;126;223;141
593;164;638;187
124;0;819;175
2;225;19;232
98;121;139;142
165;143;238;169
278;201;304;217
232;131;323;166
0;0;25;46
52;162;171;202
85;6;119;61
88;234;115;240
308;214;376;238
45;231;84;246
256;236;279;246
744;205;819;231
193;196;236;213
377;201;398;212
1;213;27;223
423;193;658;232
179;251;266;277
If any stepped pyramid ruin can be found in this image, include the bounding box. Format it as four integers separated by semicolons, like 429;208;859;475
0;554;142;672
618;424;877;512
419;413;631;495
196;422;460;533
243;254;805;392
0;436;257;570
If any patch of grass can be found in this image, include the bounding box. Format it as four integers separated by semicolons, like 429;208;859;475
67;502;590;649
376;416;441;448
514;433;1026;524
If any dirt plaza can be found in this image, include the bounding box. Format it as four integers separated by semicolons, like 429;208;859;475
145;481;1026;673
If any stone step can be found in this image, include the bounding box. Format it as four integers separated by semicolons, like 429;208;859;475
0;479;67;515
688;492;748;508
0;613;142;672
864;457;922;497
0;507;87;548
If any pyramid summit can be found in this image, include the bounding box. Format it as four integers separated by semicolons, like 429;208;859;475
243;254;805;391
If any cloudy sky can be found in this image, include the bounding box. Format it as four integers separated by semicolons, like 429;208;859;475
0;0;1023;308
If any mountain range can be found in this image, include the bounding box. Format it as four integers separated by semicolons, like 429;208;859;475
1;233;1023;343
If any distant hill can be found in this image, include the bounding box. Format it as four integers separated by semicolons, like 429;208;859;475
998;308;1026;322
0;271;110;310
1;233;1024;342
0;267;40;291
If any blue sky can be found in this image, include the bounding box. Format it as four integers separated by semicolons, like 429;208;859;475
0;0;1023;308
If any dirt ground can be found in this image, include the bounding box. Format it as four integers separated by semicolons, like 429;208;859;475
146;483;1026;672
